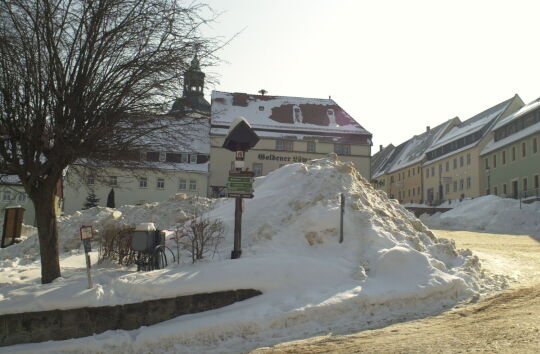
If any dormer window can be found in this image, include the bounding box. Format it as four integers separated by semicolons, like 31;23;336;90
259;106;264;111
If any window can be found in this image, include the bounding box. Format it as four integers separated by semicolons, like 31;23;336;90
431;166;435;176
494;186;498;195
534;175;539;189
17;193;26;202
460;179;464;190
445;183;450;193
157;178;165;189
453;158;457;169
179;179;187;190
86;175;95;185
253;163;263;177
426;169;429;178
460;156;464;167
276;140;293;151
334;144;351;155
503;184;507;195
109;176;118;186
466;153;471;165
159;152;166;162
484;158;489;169
166;153;182;163
417;167;420;174
502;150;506;165
139;177;147;188
523;178;528;192
466;177;471;189
522;142;526;157
453;181;458;192
439;164;442;175
512;146;516;161
307;141;316;153
189;180;197;191
390;176;394;183
3;191;11;201
408;169;410;177
493;155;497;168
146;151;159;162
445;161;449;172
417;187;420;195
533;137;538;154
181;154;189;163
190;154;197;164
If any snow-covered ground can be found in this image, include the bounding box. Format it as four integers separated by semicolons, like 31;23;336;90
420;195;540;239
0;157;507;353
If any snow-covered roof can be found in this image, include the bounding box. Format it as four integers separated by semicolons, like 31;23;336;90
211;91;371;142
142;115;210;154
492;97;540;131
481;117;540;156
427;96;515;153
371;144;395;178
373;119;458;177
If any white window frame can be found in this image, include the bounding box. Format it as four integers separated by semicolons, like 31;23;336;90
181;154;189;163
139;177;148;188
276;140;293;151
334;144;351;156
253;163;263;177
86;175;95;185
156;178;165;189
179;179;187;190
190;154;197;164
189;180;197;191
307;141;316;153
109;176;118;186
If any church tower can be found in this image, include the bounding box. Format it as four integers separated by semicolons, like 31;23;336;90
170;54;210;114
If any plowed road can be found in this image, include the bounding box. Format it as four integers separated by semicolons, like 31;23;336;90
253;230;540;353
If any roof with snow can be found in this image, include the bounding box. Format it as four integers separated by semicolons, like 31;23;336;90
426;96;517;157
481;97;540;155
371;144;395;178
211;91;372;144
372;118;459;177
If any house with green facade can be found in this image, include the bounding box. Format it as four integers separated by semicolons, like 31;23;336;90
480;97;540;200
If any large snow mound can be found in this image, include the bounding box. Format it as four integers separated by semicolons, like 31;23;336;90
420;195;540;238
0;156;505;353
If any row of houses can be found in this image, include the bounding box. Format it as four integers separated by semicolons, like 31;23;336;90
1;57;373;225
372;94;540;204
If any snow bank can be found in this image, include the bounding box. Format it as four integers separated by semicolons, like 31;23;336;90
1;156;504;353
420;195;540;238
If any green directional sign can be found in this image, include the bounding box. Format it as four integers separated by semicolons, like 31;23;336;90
228;177;254;183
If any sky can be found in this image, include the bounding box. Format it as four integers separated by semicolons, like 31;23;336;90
202;0;540;151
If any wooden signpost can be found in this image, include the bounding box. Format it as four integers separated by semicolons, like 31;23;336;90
222;117;260;259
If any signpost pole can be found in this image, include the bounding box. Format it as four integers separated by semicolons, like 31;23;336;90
80;226;93;289
232;197;242;259
339;193;344;243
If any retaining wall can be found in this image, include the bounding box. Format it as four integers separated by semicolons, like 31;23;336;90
0;288;261;347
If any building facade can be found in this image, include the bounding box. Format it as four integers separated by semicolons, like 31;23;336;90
209;91;372;197
480;98;540;199
422;95;524;203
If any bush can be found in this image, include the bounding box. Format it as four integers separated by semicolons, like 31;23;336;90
98;225;137;266
175;218;225;263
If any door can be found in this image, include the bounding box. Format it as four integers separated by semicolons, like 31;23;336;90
512;181;518;199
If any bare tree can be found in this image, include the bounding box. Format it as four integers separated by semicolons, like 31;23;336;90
0;0;220;283
182;217;225;263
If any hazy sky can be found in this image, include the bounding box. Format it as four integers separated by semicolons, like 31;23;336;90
203;0;540;150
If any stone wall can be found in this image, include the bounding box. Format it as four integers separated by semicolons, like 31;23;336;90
0;289;261;347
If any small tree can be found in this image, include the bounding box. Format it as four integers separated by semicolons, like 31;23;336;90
106;188;115;208
83;192;100;210
182;217;225;263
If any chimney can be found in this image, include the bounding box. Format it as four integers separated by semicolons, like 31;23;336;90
379;144;383;152
426;126;430;132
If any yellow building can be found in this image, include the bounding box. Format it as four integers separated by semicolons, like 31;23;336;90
422;95;524;203
209;91;372;197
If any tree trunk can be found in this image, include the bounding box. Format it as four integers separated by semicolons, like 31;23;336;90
33;183;61;284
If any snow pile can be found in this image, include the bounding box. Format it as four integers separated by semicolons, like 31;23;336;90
420;195;540;238
0;194;214;267
0;156;504;353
